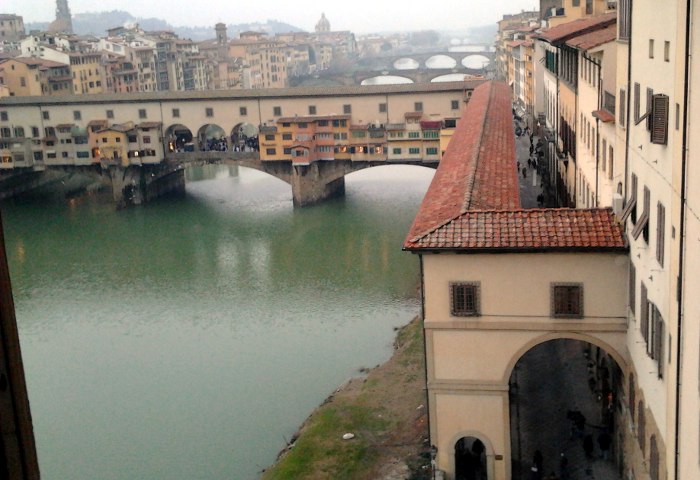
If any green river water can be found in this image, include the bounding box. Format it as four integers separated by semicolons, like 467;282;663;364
0;164;434;479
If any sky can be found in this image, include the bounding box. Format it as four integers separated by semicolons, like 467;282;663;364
4;0;539;34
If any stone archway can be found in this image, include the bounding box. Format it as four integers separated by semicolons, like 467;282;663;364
508;338;625;480
197;124;227;152
231;122;259;152
164;124;194;153
447;431;496;480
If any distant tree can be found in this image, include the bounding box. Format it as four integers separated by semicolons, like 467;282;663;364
408;30;440;47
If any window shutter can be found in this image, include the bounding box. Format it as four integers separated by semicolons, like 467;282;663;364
646;88;654;131
651;94;669;145
640;283;648;343
634;83;640;121
656;202;666;266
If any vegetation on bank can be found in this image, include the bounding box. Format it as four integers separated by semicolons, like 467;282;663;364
261;316;430;480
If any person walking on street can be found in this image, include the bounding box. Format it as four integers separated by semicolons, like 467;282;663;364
583;434;594;459
559;452;569;480
533;450;543;474
598;431;612;460
522;167;527;178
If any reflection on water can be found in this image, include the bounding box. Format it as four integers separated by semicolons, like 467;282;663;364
2;164;434;480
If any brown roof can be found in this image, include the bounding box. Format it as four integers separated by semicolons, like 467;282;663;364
565;24;617;50
137;122;162;129
537;13;616;44
277;114;351;123
404;81;519;248
404;209;627;251
1;57;68;69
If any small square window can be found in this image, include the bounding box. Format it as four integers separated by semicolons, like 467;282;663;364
414;102;423;112
172;108;180;118
106;109;114;119
42;111;50;120
73;110;81;121
450;282;481;317
205;107;214;117
309;105;317;115
451;100;460;110
343;104;351;114
0;112;7;121
379;103;387;113
240;106;247;116
552;283;583;318
273;106;282;116
138;109;147;119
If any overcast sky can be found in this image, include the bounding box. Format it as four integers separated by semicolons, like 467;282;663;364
5;0;538;34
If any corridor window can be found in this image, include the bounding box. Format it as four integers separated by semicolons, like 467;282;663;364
551;283;583;318
450;282;480;317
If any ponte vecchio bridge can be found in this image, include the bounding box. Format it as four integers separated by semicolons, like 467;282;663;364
0;80;483;207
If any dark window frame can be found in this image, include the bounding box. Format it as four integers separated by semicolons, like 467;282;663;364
450;282;481;317
551;283;584;318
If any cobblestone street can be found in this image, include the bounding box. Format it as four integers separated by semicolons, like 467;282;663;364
509;340;622;480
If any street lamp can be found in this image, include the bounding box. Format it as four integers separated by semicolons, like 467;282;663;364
430;444;438;480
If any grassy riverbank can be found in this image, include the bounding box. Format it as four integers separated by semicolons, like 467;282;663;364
261;316;430;480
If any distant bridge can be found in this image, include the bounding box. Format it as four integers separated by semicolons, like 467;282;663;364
355;49;495;72
291;68;488;87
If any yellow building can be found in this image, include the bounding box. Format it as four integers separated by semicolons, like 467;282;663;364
0;57;72;97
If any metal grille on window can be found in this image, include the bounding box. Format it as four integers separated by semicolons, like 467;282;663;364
451;283;479;316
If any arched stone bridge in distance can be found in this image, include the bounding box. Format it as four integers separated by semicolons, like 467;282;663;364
130;151;440;207
355;49;496;72
292;68;489;87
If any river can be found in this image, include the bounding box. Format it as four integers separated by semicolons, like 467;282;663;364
0;164;434;480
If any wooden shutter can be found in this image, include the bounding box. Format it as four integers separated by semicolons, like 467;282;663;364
646;88;654;131
651;94;669;145
640;283;648;342
656;202;666;266
619;88;627;126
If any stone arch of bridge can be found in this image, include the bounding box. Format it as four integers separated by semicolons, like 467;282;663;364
197;123;227;150
231;122;260;150
164;124;194;153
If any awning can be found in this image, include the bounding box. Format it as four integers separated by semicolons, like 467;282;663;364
593;109;615;123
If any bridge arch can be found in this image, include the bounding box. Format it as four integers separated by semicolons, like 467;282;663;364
393;57;420;70
461;54;491;70
431;73;478;83
231;122;259;151
197;124;227;152
425;54;457;69
360;75;414;86
165;124;194;153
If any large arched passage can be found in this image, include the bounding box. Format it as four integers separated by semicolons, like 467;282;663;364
197;124;227;152
231;123;259;152
455;436;488;480
425;54;457;69
393;57;420;70
509;338;624;480
360;75;414;86
165;124;194;153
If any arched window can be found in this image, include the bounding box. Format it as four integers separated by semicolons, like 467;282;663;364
637;401;645;455
649;435;659;480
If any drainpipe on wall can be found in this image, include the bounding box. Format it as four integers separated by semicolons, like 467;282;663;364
595;55;602;208
674;0;692;478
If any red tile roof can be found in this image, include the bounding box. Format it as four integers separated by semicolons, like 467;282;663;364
537;13;616;44
404;81;520;246
405;209;626;251
565;24;617;50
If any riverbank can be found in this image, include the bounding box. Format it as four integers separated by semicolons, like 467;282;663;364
261;316;430;479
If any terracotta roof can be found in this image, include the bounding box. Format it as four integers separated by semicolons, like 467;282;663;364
537;13;616;44
404;81;519;247
565;24;617;50
137;122;162;129
404;209;627;251
0;80;485;105
592;109;615;123
277;114;351;123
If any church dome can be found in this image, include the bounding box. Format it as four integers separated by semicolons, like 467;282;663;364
315;13;330;33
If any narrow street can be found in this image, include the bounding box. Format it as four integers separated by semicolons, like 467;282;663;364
510;340;622;480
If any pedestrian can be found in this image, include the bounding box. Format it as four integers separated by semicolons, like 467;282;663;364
537;194;544;206
530;465;542;480
527;158;532;168
529;144;534;155
598;431;612;460
583;434;594;459
559;452;569;480
517;161;521;170
522;167;527;178
533;450;543;473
